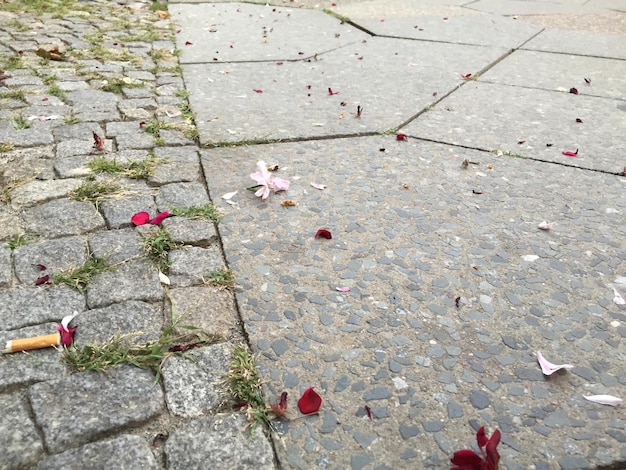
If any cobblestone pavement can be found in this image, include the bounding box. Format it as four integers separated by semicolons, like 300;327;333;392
1;0;625;469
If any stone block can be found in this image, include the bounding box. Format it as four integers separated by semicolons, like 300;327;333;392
88;228;145;265
161;342;231;417
162;217;217;246
168;245;225;287
22;199;105;238
99;194;157;229
155;182;209;211
0;394;45;468
86;259;163;308
168;286;238;339
29;365;164;452
153;145;198;163
76;300;163;346
148;161;201;185
0;245;11;287
66;89;119;121
13;236;87;285
37;434;159;470
164;413;275;469
9;179;83;210
0;286;85;330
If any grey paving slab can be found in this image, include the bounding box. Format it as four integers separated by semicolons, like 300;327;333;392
87;228;145;266
0;286;85;330
466;0;598;16
37;434;159;470
0;245;11;287
22;198;106;238
522;29;626;60
0;393;45;468
402;81;626;173
75;300;163;346
169;3;369;63
201;137;626;469
168;285;239;339
13;236;87;285
29;365;164;452
9;178;83;210
86;259;164;309
161;342;231;417
479;49;626;100
164;412;276;469
334;0;542;48
183;38;508;143
162;217;218;246
168;245;225;287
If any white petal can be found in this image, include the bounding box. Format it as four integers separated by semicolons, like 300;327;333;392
522;255;539;262
61;311;79;329
310;182;326;190
336;286;350;292
159;272;171;285
538;221;554;230
536;351;574;375
583;395;623;406
222;191;238;200
613;288;626;305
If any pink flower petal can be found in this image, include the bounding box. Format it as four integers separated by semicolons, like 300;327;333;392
298;387;322;414
562;149;578;157
537;221;554;231
150;211;171;225
269;176;289;192
336;286;350;292
583;395;623;406
314;229;332;239
536;351;574;375
253;89;263;93
131;212;150;226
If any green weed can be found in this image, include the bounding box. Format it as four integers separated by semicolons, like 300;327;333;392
141;228;184;272
52;255;111;291
170;204;222;223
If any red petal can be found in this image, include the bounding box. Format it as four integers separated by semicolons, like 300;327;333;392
562;149;578;157
485;429;501;469
314;229;332;239
92;132;105;150
365;405;373;420
455;296;461;308
42;97;48;101
396;133;408;141
131;212;151;226
185;41;193;45
150;211;171;225
298;387;322;414
569;87;579;95
450;449;483;468
328;87;339;95
460;73;472;79
584;78;591;85
56;325;77;346
139;121;146;127
279;391;288;411
34;263;47;271
576;118;583;123
476;426;488;448
35;275;49;285
253;89;263;93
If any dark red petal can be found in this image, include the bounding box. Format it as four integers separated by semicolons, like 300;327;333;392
518;140;526;145
139;121;146;127
233;402;249;409
314;229;332;239
476;426;488;448
150;211;171;225
279;391;288;410
365;405;373;420
298;387;322;414
56;325;77;346
569;87;579;95
185;41;193;45
485;429;501;465
131;211;151;226
455;296;461;308
328;87;339;95
584;78;591;85
576;118;583;123
42;97;48;101
460;73;472;79
562;149;578;157
253;89;263;93
35;275;49;285
34;263;47;271
450;449;483;468
396;133;408;141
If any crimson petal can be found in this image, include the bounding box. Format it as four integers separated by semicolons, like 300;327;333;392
35;275;49;286
298;387;322;414
314;229;332;239
56;325;77;346
150;211;171;225
396;133;408;141
450;449;483;469
476;426;488;448
569;87;579;95
131;211;150;226
562;149;578;157
485;429;501;470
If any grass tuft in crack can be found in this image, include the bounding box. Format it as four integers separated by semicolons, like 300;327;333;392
204;268;235;290
63;320;222;382
52;255;111;291
69;180;123;204
87;156;167;179
227;345;271;427
5;233;29;249
141;228;184;272
170;203;222;223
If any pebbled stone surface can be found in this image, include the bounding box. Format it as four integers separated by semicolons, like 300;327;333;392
0;393;45;468
22;198;106;238
29;365;164;452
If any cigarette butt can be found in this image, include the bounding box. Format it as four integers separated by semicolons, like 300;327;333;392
2;333;61;354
